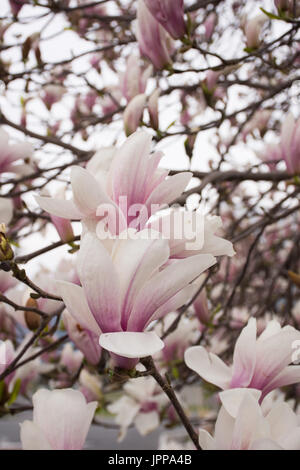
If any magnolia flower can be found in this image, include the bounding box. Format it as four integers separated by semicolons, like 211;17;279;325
137;0;172;70
20;388;97;450
0;128;33;175
41;84;65;110
120;56;152;102
107;375;168;440
123;94;146;136
204;12;217;41
199;388;300;450
185;318;300;400
244;14;267;49
261;142;283;170
242;109;272;141
280;113;300;174
144;0;186;39
36;131;192;232
58;230;216;368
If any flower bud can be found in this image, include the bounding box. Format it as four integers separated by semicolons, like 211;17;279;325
144;0;186;39
123;94;146;136
24;297;41;331
137;0;172;70
0;229;14;262
148;89;160;130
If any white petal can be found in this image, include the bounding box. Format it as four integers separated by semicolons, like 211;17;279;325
198;429;215;450
35;196;82;219
99;331;164;358
145;172;192;207
71;166;113;216
20;421;52;450
57;280;101;334
184;346;232;389
32;388;97;450
219;388;261;418
134;411;159;435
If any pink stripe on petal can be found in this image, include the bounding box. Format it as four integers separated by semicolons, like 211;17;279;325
77;232;121;333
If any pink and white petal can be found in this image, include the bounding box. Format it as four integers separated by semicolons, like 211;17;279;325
184;346;232;390
262;365;300;398
128;254;216;331
257;320;281;342
252;327;300;390
231;318;257;387
214;406;235;450
112;231;169;329
281;113;295;152
20;421;52;450
201;234;235;257
32;388;97;450
198;429;215;450
99;331;164;358
35;196;82;219
76;232;121;333
146;285;197;327
265;402;298;442
134;411;159;436
230;391;263;450
109;131;152;205
71;166;113;216
145;172;192;208
57;280;101;334
219;388;262;418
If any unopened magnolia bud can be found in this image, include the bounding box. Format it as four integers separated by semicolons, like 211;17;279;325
148;89;160;130
123;94;146;136
0;230;14;262
25;297;41;330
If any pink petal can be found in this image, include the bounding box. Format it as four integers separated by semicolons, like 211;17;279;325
128;254;216;331
145;172;192;208
111;230;170;329
76;232;121;333
231;318;257;387
57;280;101;334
